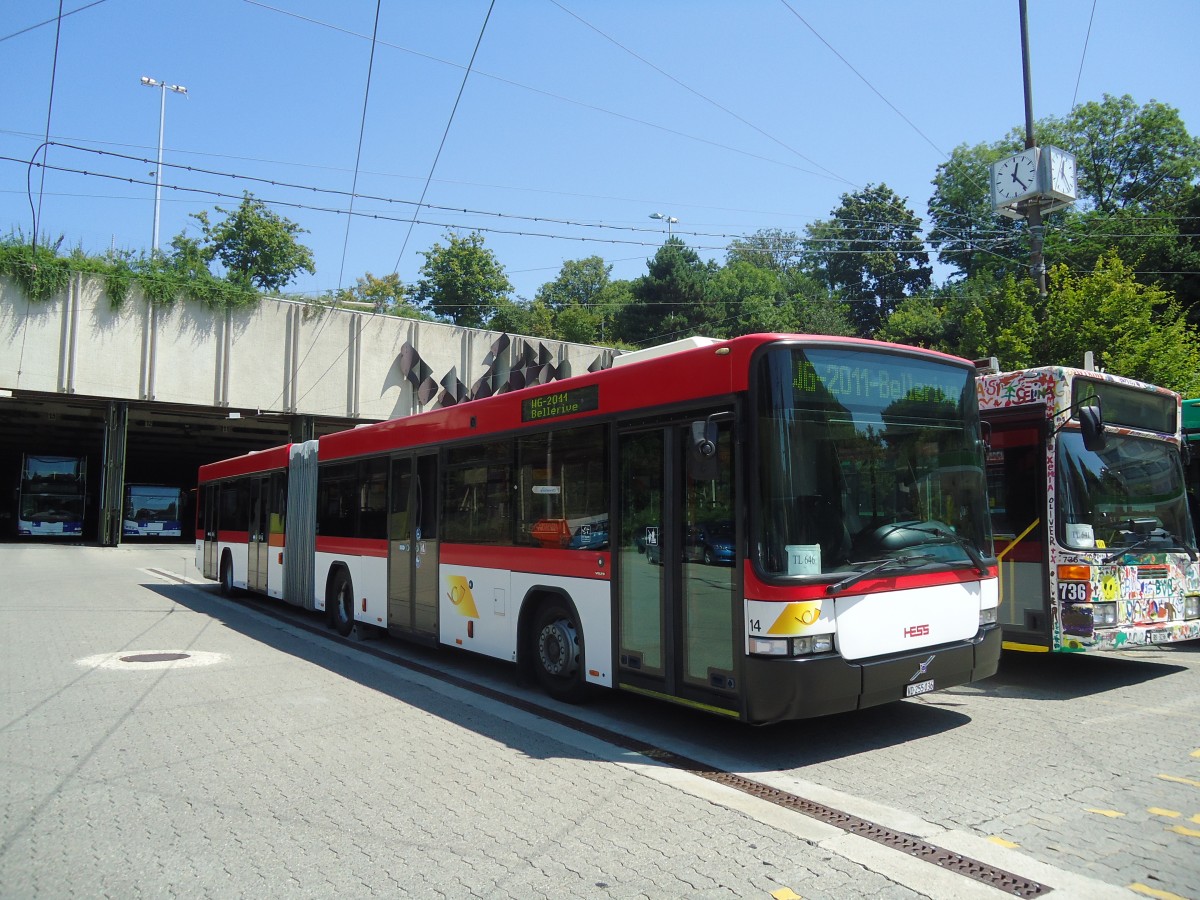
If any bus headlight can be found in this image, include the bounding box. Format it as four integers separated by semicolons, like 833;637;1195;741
1092;602;1118;627
979;606;998;626
1185;596;1200;620
749;635;834;657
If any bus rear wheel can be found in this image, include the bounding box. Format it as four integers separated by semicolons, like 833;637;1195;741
219;553;235;596
532;599;587;703
330;570;355;637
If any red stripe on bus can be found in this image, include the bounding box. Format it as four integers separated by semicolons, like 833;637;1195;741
441;544;611;580
315;536;389;558
217;530;250;543
743;565;996;602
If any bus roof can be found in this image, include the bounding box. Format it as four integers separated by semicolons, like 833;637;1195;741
318;332;976;463
198;443;292;482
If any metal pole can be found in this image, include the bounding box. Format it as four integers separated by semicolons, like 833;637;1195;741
1018;0;1046;296
153;82;166;253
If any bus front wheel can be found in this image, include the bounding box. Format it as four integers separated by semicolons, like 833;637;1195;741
532;599;587;703
330;570;355;637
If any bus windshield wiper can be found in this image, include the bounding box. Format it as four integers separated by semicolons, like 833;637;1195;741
1102;528;1198;564
892;522;990;574
826;554;933;596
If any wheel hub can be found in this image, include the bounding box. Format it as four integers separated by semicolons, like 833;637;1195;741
538;619;578;677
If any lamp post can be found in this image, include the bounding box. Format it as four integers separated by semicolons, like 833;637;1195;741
649;211;678;237
140;76;187;254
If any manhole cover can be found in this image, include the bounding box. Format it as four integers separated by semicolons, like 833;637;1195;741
77;651;227;670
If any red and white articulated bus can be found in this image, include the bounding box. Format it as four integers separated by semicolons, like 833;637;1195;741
198;334;1001;724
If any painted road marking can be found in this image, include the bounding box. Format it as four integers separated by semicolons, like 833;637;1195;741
1147;808;1181;819
1167;824;1200;839
1157;774;1200;788
1129;884;1189;900
1086;808;1125;818
987;836;1019;848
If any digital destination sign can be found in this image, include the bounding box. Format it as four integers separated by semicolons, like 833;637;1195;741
793;352;967;407
521;385;600;423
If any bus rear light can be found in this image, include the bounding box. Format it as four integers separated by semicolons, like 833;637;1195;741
1185;596;1200;619
1092;602;1118;626
979;606;998;626
1057;564;1091;581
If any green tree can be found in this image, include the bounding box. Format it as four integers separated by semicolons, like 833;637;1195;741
614;238;717;344
725;228;807;273
534;256;611;312
807;184;931;336
880;275;1038;368
1040;94;1200;215
927;142;1021;280
707;261;788;336
332;272;431;318
416;231;513;328
486;296;538;336
1038;253;1200;393
190;193;315;291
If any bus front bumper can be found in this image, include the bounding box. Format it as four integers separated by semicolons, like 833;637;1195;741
742;624;1002;725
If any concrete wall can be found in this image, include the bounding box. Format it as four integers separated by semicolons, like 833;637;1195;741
0;275;616;419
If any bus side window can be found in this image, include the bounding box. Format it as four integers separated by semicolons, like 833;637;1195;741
444;440;513;545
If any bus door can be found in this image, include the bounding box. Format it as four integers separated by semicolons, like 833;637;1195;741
247;476;271;593
387;453;439;642
986;418;1051;646
617;414;738;715
201;483;218;580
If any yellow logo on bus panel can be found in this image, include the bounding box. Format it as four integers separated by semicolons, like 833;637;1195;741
1100;574;1120;601
445;575;480;618
768;601;822;635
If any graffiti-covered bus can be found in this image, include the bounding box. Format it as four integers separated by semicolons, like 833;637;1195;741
978;364;1200;652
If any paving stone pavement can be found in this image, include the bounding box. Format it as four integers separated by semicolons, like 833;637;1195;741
1;543;1187;899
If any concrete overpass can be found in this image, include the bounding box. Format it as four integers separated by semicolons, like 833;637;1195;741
0;274;614;544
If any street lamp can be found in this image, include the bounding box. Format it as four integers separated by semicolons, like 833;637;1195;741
140;76;188;254
649;212;678;237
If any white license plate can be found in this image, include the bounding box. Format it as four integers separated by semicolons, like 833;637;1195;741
906;679;935;697
1147;630;1169;643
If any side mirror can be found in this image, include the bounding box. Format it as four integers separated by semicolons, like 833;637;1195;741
688;420;721;481
1079;403;1107;452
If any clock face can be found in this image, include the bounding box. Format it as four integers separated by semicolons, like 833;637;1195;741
993;152;1038;201
1051;151;1077;197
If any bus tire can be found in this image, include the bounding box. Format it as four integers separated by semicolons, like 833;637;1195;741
330;569;355;637
219;552;235;597
531;598;587;703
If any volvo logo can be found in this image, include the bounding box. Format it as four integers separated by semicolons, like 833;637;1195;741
910;655;936;682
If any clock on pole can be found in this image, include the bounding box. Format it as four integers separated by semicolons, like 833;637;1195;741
990;149;1041;217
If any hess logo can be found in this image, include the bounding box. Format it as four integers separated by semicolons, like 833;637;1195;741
904;624;930;638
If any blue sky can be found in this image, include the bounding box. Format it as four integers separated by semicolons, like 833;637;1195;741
3;1;1198;304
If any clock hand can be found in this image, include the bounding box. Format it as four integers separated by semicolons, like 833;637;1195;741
1011;170;1027;190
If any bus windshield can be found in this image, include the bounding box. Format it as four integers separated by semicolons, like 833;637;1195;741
1056;431;1195;553
754;346;992;578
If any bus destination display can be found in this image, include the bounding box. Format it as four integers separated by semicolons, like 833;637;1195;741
521;385;600;423
794;356;964;406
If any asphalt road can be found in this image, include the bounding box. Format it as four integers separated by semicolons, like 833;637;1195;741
2;543;1197;899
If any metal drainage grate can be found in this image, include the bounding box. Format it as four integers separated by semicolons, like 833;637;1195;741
119;653;191;663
